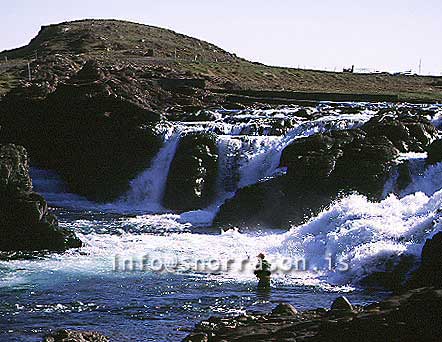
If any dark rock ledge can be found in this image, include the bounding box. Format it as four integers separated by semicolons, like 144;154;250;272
0;143;81;252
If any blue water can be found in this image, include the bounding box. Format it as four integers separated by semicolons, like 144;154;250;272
0;210;388;342
3;103;442;341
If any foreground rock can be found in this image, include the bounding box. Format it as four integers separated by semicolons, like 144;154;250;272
43;330;108;342
215;113;437;228
406;232;442;289
0;144;81;251
184;287;442;342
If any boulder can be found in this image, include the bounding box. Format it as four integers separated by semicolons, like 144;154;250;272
272;303;298;316
333;135;399;198
407;232;442;289
331;296;353;311
163;132;218;211
0;144;82;252
215;113;437;228
426;139;442;164
361;115;437;152
43;330;109;342
183;333;209;342
280;129;363;182
214;175;334;228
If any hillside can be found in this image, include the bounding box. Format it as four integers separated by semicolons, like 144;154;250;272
0;19;441;103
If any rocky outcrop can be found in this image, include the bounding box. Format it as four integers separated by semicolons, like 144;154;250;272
164;132;218;211
215;114;437;228
43;330;108;342
0;61;163;201
184;287;442;342
361;114;436;152
0;144;82;251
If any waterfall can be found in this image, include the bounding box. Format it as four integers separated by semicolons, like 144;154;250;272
116;128;182;212
30;106;375;221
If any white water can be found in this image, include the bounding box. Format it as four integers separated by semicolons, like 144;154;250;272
31;108;373;226
14;161;442;291
23;105;442;290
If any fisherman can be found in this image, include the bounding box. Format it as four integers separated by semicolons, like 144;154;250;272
254;253;271;288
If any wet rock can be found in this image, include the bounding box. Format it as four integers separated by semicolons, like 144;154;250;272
331;296;353;311
280;129;363;182
333;135;399;198
272;303;298;316
0;144;32;193
164;132;218;211
361;115;437;152
183;332;209;342
185;287;442;342
43;329;109;342
359;253;416;291
426;139;442;164
407;232;442;289
0;144;82;251
215;113;437;229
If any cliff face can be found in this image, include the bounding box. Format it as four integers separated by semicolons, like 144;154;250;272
0;144;81;252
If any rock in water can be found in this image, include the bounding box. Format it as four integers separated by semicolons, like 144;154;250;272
186;287;442;342
215;113;438;229
426;139;442;164
0;144;82;252
331;296;353;311
183;333;209;342
271;303;298;316
407;232;442;289
163;132;218;211
43;330;109;342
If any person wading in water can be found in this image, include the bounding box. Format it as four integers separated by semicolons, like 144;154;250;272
254;253;271;288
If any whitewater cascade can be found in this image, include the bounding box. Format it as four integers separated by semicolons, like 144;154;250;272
31;105;375;224
22;103;442;289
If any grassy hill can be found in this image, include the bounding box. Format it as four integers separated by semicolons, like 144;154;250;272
0;19;441;102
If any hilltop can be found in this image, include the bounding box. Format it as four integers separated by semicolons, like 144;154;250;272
0;19;441;103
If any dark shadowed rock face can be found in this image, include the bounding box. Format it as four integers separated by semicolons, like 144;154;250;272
215;114;437;229
407;232;442;289
359;253;417;291
361;114;437;152
426;139;442;164
0;144;82;252
164;132;218;211
330;296;353;311
0;61;163;202
43;329;108;342
272;303;298;316
185;287;442;342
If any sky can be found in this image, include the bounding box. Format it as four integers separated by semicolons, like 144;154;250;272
1;0;441;75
